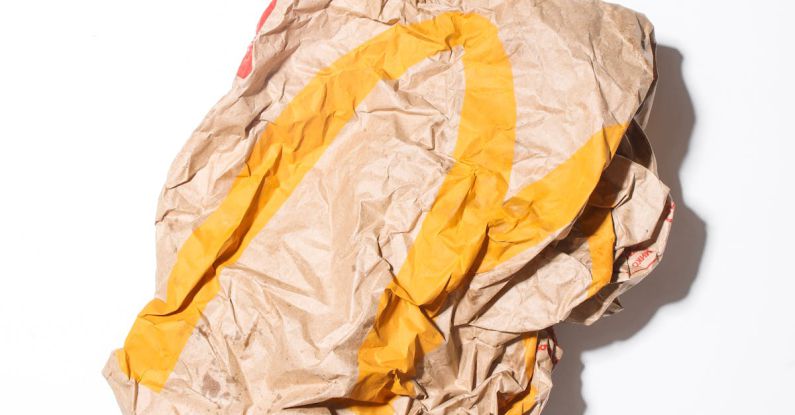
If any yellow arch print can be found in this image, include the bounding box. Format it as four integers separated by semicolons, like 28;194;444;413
116;12;627;411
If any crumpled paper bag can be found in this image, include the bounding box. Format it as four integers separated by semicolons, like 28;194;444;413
105;0;673;413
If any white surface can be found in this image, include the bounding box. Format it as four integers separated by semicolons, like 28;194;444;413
0;1;792;414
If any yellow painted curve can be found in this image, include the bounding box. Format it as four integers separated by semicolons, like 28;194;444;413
504;334;539;415
582;207;616;297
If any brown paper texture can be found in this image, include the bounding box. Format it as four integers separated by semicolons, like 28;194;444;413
105;1;672;413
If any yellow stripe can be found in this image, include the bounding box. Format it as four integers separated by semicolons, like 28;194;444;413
506;386;538;415
480;125;624;274
504;334;539;415
580;207;616;296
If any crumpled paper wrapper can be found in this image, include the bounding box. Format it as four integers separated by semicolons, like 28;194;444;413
105;0;673;413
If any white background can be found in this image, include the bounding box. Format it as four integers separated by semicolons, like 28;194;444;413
0;1;793;414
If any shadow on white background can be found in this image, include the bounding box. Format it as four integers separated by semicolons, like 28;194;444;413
543;45;707;415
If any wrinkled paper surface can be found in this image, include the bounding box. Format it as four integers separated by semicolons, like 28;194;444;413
105;0;673;413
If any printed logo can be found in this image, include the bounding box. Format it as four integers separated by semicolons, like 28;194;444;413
665;200;676;223
628;248;658;273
